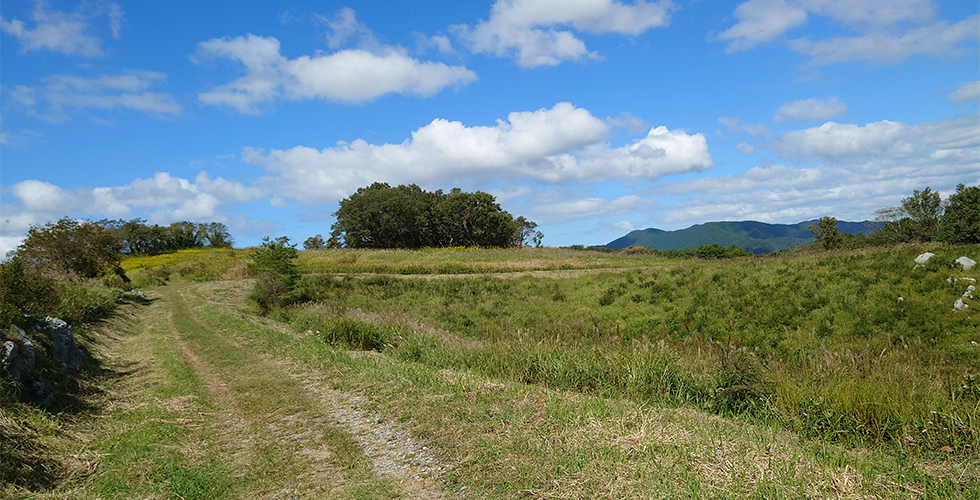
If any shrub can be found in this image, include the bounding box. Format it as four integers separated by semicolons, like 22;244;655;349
319;318;396;351
0;257;59;328
248;237;301;313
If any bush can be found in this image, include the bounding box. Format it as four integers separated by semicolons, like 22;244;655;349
248;237;301;313
0;257;59;328
319;317;397;351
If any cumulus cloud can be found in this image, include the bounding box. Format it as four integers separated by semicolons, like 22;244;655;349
9;71;180;123
716;0;977;66
655;114;979;226
0;172;261;252
774;96;847;122
736;142;755;155
194;16;476;114
0;1;123;57
764;115;979;163
242;102;712;205
454;0;676;67
947;81;980;105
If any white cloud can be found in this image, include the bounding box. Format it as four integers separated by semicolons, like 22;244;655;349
10;71;180;123
318;7;378;49
774;96;848;122
947;81;980;105
655;114;979;226
194;33;477;114
242;102;713;205
716;0;808;53
717;0;978;66
0;172;261;247
718;116;768;137
797;0;934;27
454;0;676;67
606;112;649;133
0;1;123;57
764;115;979;163
736;142;755;155
790;15;980;66
530;195;652;224
417;34;454;54
611;220;636;231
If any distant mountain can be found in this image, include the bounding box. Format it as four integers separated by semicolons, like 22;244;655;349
605;220;876;254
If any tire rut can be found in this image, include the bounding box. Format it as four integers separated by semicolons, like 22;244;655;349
172;285;448;499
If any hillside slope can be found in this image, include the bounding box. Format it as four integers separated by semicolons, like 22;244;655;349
605;219;875;253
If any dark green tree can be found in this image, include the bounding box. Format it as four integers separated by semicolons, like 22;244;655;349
201;222;233;248
901;187;942;241
938;183;980;244
431;189;516;248
303;234;326;250
15;217;126;280
247;236;300;313
331;183;434;248
809;216;842;250
331;183;523;249
166;221;206;250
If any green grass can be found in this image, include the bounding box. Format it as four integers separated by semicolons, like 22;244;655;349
298;246;682;275
287;244;980;454
190;276;978;498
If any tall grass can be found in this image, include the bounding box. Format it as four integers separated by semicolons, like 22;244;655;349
286;244;980;453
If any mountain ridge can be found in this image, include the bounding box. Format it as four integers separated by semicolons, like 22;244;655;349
605;220;876;254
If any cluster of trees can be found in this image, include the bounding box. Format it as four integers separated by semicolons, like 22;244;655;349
7;217;233;282
810;184;980;250
109;219;233;255
323;183;542;249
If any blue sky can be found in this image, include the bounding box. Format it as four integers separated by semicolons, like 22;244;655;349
1;0;977;252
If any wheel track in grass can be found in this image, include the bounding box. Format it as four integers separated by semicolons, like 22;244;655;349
165;283;447;499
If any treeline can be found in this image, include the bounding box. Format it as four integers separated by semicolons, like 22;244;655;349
321;183;542;249
2;217;233;328
810;184;979;250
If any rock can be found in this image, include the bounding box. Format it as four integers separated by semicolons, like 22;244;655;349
953;299;968;312
43;317;82;370
3;326;37;385
961;277;978;283
948;277;958;284
915;252;935;264
3;340;17;364
965;285;977;299
955;256;976;270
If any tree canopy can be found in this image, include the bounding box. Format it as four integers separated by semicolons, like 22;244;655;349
938;184;980;244
330;183;538;249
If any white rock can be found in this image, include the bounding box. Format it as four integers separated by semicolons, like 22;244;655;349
965;285;977;299
915;252;935;264
961;277;978;283
955;256;976;270
954;299;968;312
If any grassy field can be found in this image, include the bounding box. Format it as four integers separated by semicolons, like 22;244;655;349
284;244;980;454
6;244;979;498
